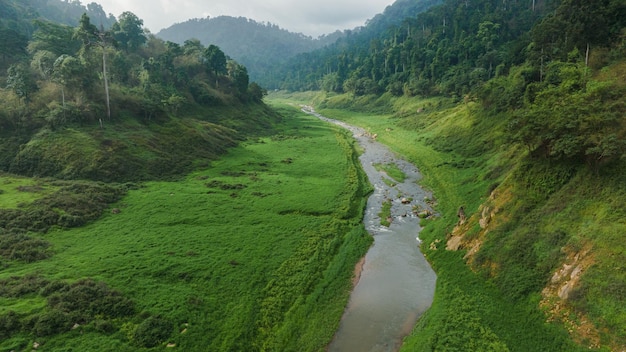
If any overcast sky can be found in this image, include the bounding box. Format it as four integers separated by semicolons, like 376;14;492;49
94;0;396;37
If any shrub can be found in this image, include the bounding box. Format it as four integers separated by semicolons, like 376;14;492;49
0;274;49;297
33;309;70;336
47;278;135;319
0;233;51;263
0;311;21;339
133;316;173;348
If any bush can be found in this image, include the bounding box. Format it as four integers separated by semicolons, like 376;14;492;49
0;311;21;339
47;278;135;319
0;233;50;262
33;309;70;336
0;274;49;298
133;316;173;348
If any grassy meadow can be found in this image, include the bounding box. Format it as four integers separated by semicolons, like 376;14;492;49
0;105;372;351
270;91;624;351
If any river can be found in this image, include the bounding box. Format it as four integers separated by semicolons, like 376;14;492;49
302;107;437;352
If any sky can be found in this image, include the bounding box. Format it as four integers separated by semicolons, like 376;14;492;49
94;0;396;37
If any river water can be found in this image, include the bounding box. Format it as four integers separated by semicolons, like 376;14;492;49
302;107;437;352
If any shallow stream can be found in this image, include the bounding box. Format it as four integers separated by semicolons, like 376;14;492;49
303;108;437;352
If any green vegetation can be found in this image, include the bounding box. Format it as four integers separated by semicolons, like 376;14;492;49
2;0;625;351
266;2;626;349
374;163;406;183
379;199;392;227
272;81;625;350
157;16;345;85
0;105;373;350
1;0;272;180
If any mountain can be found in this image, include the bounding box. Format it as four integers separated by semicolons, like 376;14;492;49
157;16;344;83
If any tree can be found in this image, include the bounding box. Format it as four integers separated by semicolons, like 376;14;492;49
228;61;249;98
111;12;146;52
28;20;81;57
6;64;38;102
74;13;115;125
52;54;84;109
0;28;28;68
248;82;267;102
204;44;227;87
31;50;57;80
511;62;626;169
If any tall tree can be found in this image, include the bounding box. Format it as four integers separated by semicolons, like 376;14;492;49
74;13;115;125
228;61;249;99
52;54;83;110
204;44;227;87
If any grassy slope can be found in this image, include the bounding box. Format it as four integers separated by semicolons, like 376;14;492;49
0;102;283;182
271;91;624;351
0;105;372;351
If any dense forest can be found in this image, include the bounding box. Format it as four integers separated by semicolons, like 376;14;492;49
276;0;625;96
275;0;626;175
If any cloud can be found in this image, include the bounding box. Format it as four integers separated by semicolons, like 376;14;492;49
94;0;394;36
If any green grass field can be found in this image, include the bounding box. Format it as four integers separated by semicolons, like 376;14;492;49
0;105;372;351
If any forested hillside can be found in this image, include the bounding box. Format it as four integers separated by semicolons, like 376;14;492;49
0;0;115;38
0;0;272;181
276;0;626;350
157;16;344;84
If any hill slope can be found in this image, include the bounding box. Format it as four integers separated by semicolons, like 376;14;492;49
157;16;343;83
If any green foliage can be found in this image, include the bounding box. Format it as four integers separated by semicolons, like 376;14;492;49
379;199;392;227
0;233;51;263
0;275;135;341
132;316;173;348
0;106;372;350
428;285;509;352
512;159;577;203
204;44;227;78
0;180;128;233
374;162;407;183
0;5;272;185
33;309;71;336
45;278;135;319
273;0;545;95
0;274;49;298
111;12;146;53
284;92;620;351
6;63;38;101
157;15;344;85
510;63;626;169
0;310;21;339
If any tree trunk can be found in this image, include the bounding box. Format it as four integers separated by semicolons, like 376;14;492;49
102;48;111;120
61;86;66;120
